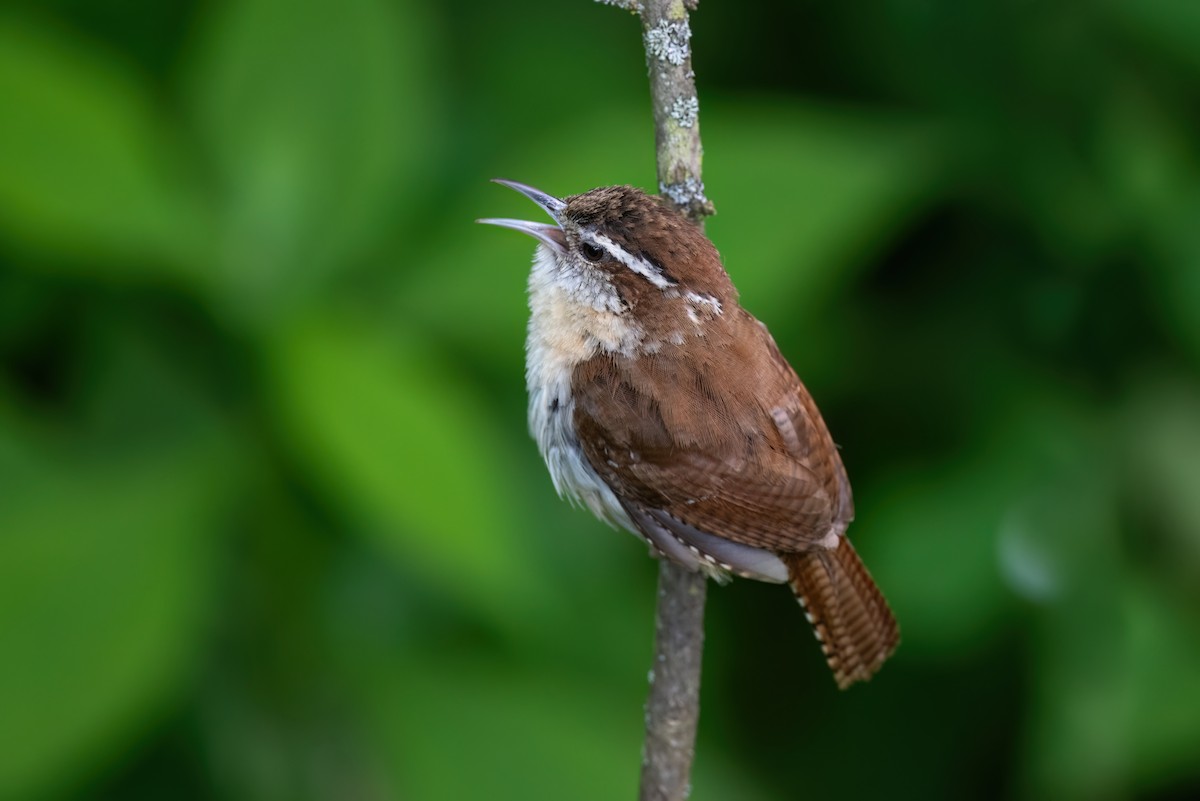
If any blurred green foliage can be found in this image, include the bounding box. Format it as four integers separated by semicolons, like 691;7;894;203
0;1;1198;799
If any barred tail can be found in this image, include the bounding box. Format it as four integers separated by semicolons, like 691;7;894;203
784;540;899;689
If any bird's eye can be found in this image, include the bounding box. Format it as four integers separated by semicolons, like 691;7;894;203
580;241;605;262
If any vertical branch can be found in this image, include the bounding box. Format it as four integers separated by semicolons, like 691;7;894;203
640;0;711;792
640;0;715;225
639;1;711;797
640;560;708;801
600;2;715;800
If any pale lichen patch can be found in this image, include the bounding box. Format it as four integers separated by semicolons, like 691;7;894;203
644;19;691;65
659;177;708;209
594;0;643;13
669;95;699;128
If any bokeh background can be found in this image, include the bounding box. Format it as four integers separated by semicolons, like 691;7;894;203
2;0;1199;799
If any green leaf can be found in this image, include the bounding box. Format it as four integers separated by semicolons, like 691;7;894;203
372;660;640;801
867;392;1101;657
0;437;228;799
399;101;654;363
1012;473;1128;801
267;311;548;633
1095;87;1194;227
189;0;436;318
1125;580;1200;789
861;460;1017;657
703;101;944;325
0;15;203;277
354;655;773;801
1108;0;1200;77
1124;379;1200;570
1144;193;1200;365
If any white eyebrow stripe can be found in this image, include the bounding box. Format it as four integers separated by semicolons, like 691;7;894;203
686;290;721;314
589;232;674;289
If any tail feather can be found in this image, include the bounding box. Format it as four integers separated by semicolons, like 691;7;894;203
784;540;899;689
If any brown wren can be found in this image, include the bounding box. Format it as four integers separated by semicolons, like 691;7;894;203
479;180;898;688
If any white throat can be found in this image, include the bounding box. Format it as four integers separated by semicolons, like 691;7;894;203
524;245;636;529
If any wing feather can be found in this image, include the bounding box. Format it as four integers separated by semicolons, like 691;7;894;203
572;310;852;555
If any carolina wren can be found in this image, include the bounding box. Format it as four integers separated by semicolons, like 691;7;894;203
479;180;898;688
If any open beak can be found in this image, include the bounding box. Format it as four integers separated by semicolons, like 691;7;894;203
477;179;567;252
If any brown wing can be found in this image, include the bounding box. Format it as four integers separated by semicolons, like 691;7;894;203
571;309;852;555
